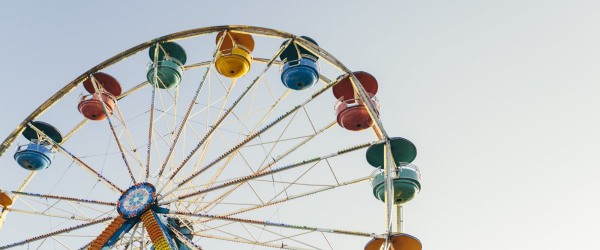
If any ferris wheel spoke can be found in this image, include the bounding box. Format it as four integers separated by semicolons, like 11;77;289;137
169;211;383;240
243;135;313;148
201;133;311;212
233;176;369;219
0;171;36;223
188;94;229;119
152;126;175;150
144;43;162;181
185;131;257;211
145;84;157;181
156;59;233;191
185;76;237;155
79;242;91;249
195;232;312;250
3;189;114;232
90;75;137;184
210;63;234;91
200;218;235;231
156;69;282;201
0;216;114;249
156;76;234;191
193;121;336;213
296;40;387;139
111;60;330;157
195;175;369;227
118;80;149;100
2;123;104;231
197;221;259;245
154;76;198;176
301;106;341;186
0;27;284;158
123;222;140;250
26;123;123;193
64;200;96;220
260;160;321;205
111;223;151;250
194;223;310;250
50;236;73;249
155;87;177;146
140;226;146;249
156;32;228;180
186;89;293;211
161;71;339;201
15;196;115;223
165;223;202;250
0;26;400;249
4;207;96;222
156;78;179;103
206;221;284;248
202;83;291;169
245;223;321;250
8;191;115;206
248;102;301;172
0;118;92;223
62;119;89;143
112;104;147;175
146;98;257;138
159;141;374;205
239;220;260;242
171;40;292;179
158;38;295;197
199;220;303;249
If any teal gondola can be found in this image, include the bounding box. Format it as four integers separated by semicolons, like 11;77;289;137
371;163;421;205
147;42;187;89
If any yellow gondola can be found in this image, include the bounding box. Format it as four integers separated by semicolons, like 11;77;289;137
215;31;255;78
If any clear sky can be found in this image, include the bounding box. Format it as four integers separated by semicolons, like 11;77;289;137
1;1;600;249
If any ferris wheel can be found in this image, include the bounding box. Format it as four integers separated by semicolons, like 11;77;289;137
0;25;423;250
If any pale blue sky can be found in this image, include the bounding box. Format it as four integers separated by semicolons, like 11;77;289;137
1;1;600;249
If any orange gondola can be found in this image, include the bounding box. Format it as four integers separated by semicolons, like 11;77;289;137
365;234;422;250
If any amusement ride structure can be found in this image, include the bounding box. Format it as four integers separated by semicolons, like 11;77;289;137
0;25;423;249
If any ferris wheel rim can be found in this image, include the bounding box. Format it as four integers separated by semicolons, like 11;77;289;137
0;25;390;156
0;25;393;249
0;25;387;158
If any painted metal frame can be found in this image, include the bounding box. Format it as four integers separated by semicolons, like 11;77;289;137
0;25;403;249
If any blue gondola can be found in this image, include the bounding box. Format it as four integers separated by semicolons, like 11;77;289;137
14;142;54;171
279;36;320;90
14;121;63;171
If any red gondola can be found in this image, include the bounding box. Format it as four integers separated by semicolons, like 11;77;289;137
332;71;379;131
78;72;122;121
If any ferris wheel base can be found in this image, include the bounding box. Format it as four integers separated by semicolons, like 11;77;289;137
88;217;136;250
141;210;178;250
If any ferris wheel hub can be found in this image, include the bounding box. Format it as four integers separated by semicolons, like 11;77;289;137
116;183;156;219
